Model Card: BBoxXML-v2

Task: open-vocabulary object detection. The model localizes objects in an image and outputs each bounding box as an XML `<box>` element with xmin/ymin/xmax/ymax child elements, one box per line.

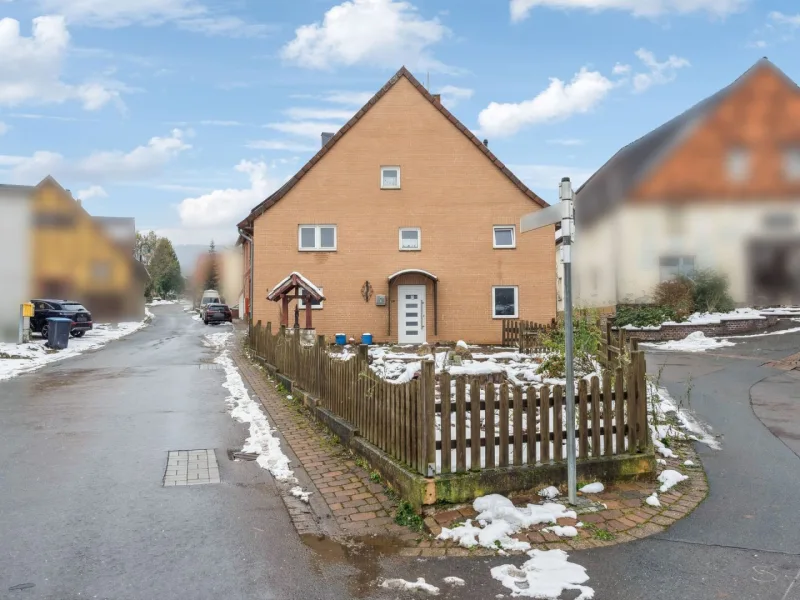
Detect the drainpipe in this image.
<box><xmin>238</xmin><ymin>228</ymin><xmax>255</xmax><ymax>323</ymax></box>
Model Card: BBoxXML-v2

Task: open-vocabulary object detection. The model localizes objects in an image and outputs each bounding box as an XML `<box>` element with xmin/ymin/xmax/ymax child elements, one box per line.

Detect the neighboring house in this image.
<box><xmin>29</xmin><ymin>177</ymin><xmax>149</xmax><ymax>321</ymax></box>
<box><xmin>237</xmin><ymin>67</ymin><xmax>557</xmax><ymax>344</ymax></box>
<box><xmin>190</xmin><ymin>247</ymin><xmax>243</xmax><ymax>312</ymax></box>
<box><xmin>0</xmin><ymin>184</ymin><xmax>33</xmax><ymax>342</ymax></box>
<box><xmin>572</xmin><ymin>58</ymin><xmax>800</xmax><ymax>309</ymax></box>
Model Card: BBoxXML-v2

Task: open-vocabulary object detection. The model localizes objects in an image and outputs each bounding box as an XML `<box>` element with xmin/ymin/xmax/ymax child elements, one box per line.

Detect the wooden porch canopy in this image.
<box><xmin>267</xmin><ymin>271</ymin><xmax>325</xmax><ymax>329</ymax></box>
<box><xmin>387</xmin><ymin>269</ymin><xmax>438</xmax><ymax>337</ymax></box>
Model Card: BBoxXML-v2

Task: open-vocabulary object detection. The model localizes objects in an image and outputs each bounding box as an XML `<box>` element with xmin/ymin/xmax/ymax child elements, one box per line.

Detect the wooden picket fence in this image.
<box><xmin>249</xmin><ymin>321</ymin><xmax>650</xmax><ymax>478</ymax></box>
<box><xmin>598</xmin><ymin>318</ymin><xmax>641</xmax><ymax>368</ymax></box>
<box><xmin>501</xmin><ymin>319</ymin><xmax>556</xmax><ymax>353</ymax></box>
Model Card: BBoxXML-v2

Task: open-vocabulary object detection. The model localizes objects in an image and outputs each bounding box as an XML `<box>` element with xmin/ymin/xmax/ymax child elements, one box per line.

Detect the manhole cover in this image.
<box><xmin>163</xmin><ymin>449</ymin><xmax>220</xmax><ymax>486</ymax></box>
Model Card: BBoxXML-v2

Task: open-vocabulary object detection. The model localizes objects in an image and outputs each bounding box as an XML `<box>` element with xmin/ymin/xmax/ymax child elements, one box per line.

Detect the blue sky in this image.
<box><xmin>0</xmin><ymin>0</ymin><xmax>798</xmax><ymax>247</ymax></box>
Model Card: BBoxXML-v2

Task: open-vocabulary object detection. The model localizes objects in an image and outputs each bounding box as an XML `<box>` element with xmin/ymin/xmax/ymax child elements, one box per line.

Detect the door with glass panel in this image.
<box><xmin>397</xmin><ymin>285</ymin><xmax>426</xmax><ymax>344</ymax></box>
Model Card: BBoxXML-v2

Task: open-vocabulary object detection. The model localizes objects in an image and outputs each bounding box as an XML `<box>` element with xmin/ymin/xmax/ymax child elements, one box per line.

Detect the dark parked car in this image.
<box><xmin>31</xmin><ymin>299</ymin><xmax>93</xmax><ymax>338</ymax></box>
<box><xmin>203</xmin><ymin>304</ymin><xmax>232</xmax><ymax>325</ymax></box>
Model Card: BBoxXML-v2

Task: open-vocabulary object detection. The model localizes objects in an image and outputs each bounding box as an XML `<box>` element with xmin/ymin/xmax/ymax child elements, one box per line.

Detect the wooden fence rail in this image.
<box><xmin>249</xmin><ymin>321</ymin><xmax>649</xmax><ymax>478</ymax></box>
<box><xmin>501</xmin><ymin>319</ymin><xmax>556</xmax><ymax>353</ymax></box>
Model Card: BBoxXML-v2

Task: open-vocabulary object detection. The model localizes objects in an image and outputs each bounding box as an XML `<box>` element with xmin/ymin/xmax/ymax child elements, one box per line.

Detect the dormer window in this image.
<box><xmin>726</xmin><ymin>147</ymin><xmax>750</xmax><ymax>182</ymax></box>
<box><xmin>381</xmin><ymin>166</ymin><xmax>400</xmax><ymax>189</ymax></box>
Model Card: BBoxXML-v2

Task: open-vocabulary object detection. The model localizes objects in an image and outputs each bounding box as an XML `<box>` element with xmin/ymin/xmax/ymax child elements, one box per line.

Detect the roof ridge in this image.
<box><xmin>238</xmin><ymin>66</ymin><xmax>547</xmax><ymax>229</ymax></box>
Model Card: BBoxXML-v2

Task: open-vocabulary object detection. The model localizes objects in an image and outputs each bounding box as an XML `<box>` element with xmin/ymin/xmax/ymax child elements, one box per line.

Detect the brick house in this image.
<box><xmin>237</xmin><ymin>67</ymin><xmax>557</xmax><ymax>344</ymax></box>
<box><xmin>572</xmin><ymin>58</ymin><xmax>800</xmax><ymax>309</ymax></box>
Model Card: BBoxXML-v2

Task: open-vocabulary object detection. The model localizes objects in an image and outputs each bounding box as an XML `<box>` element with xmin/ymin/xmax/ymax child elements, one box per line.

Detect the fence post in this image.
<box><xmin>316</xmin><ymin>335</ymin><xmax>326</xmax><ymax>398</ymax></box>
<box><xmin>420</xmin><ymin>360</ymin><xmax>436</xmax><ymax>477</ymax></box>
<box><xmin>635</xmin><ymin>351</ymin><xmax>648</xmax><ymax>452</ymax></box>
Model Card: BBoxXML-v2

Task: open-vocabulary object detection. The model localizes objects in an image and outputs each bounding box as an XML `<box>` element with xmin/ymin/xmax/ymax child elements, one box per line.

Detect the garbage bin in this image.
<box><xmin>46</xmin><ymin>317</ymin><xmax>72</xmax><ymax>350</ymax></box>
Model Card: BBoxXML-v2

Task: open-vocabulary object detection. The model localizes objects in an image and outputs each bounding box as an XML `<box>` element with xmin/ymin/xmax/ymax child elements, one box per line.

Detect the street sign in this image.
<box><xmin>520</xmin><ymin>202</ymin><xmax>563</xmax><ymax>233</ymax></box>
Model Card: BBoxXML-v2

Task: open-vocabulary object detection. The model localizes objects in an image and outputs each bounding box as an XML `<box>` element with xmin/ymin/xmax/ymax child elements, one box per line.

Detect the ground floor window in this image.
<box><xmin>659</xmin><ymin>256</ymin><xmax>695</xmax><ymax>281</ymax></box>
<box><xmin>492</xmin><ymin>286</ymin><xmax>518</xmax><ymax>318</ymax></box>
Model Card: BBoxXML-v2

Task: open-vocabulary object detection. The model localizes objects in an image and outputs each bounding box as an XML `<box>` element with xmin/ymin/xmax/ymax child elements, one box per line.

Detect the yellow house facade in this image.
<box><xmin>30</xmin><ymin>176</ymin><xmax>148</xmax><ymax>320</ymax></box>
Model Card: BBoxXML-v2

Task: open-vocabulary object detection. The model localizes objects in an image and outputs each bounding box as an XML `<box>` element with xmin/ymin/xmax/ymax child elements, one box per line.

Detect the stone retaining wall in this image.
<box><xmin>618</xmin><ymin>315</ymin><xmax>778</xmax><ymax>342</ymax></box>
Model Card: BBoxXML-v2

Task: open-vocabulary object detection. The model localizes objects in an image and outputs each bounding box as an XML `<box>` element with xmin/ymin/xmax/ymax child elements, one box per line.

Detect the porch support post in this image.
<box><xmin>305</xmin><ymin>301</ymin><xmax>312</xmax><ymax>329</ymax></box>
<box><xmin>433</xmin><ymin>280</ymin><xmax>438</xmax><ymax>336</ymax></box>
<box><xmin>281</xmin><ymin>294</ymin><xmax>289</xmax><ymax>327</ymax></box>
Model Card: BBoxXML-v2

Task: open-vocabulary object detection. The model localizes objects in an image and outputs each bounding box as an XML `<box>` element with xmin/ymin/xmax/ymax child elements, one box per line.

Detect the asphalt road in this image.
<box><xmin>3</xmin><ymin>307</ymin><xmax>800</xmax><ymax>600</ymax></box>
<box><xmin>0</xmin><ymin>306</ymin><xmax>352</xmax><ymax>600</ymax></box>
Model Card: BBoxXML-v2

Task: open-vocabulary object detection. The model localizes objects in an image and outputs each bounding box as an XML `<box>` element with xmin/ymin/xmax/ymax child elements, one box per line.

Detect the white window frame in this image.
<box><xmin>298</xmin><ymin>286</ymin><xmax>324</xmax><ymax>310</ymax></box>
<box><xmin>399</xmin><ymin>227</ymin><xmax>421</xmax><ymax>251</ymax></box>
<box><xmin>493</xmin><ymin>225</ymin><xmax>516</xmax><ymax>249</ymax></box>
<box><xmin>380</xmin><ymin>166</ymin><xmax>401</xmax><ymax>190</ymax></box>
<box><xmin>726</xmin><ymin>147</ymin><xmax>750</xmax><ymax>183</ymax></box>
<box><xmin>298</xmin><ymin>225</ymin><xmax>337</xmax><ymax>251</ymax></box>
<box><xmin>491</xmin><ymin>285</ymin><xmax>519</xmax><ymax>319</ymax></box>
<box><xmin>784</xmin><ymin>147</ymin><xmax>800</xmax><ymax>181</ymax></box>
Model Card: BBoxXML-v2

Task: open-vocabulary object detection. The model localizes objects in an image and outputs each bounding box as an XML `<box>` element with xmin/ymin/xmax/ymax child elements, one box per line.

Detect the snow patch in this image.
<box><xmin>684</xmin><ymin>460</ymin><xmax>695</xmax><ymax>466</ymax></box>
<box><xmin>456</xmin><ymin>340</ymin><xmax>469</xmax><ymax>350</ymax></box>
<box><xmin>579</xmin><ymin>482</ymin><xmax>604</xmax><ymax>494</ymax></box>
<box><xmin>538</xmin><ymin>486</ymin><xmax>560</xmax><ymax>500</ymax></box>
<box><xmin>658</xmin><ymin>469</ymin><xmax>688</xmax><ymax>492</ymax></box>
<box><xmin>542</xmin><ymin>525</ymin><xmax>578</xmax><ymax>538</ymax></box>
<box><xmin>443</xmin><ymin>576</ymin><xmax>465</xmax><ymax>587</ymax></box>
<box><xmin>380</xmin><ymin>578</ymin><xmax>440</xmax><ymax>595</ymax></box>
<box><xmin>290</xmin><ymin>486</ymin><xmax>311</xmax><ymax>503</ymax></box>
<box><xmin>206</xmin><ymin>332</ymin><xmax>296</xmax><ymax>483</ymax></box>
<box><xmin>491</xmin><ymin>549</ymin><xmax>594</xmax><ymax>599</ymax></box>
<box><xmin>645</xmin><ymin>493</ymin><xmax>661</xmax><ymax>507</ymax></box>
<box><xmin>641</xmin><ymin>331</ymin><xmax>736</xmax><ymax>352</ymax></box>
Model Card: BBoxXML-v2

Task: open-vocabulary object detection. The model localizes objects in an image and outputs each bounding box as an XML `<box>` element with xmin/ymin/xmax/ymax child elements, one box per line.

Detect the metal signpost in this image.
<box><xmin>521</xmin><ymin>177</ymin><xmax>577</xmax><ymax>505</ymax></box>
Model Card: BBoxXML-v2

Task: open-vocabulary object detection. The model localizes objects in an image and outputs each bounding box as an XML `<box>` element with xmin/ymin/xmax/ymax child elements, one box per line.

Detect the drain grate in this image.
<box><xmin>227</xmin><ymin>449</ymin><xmax>259</xmax><ymax>461</ymax></box>
<box><xmin>163</xmin><ymin>449</ymin><xmax>220</xmax><ymax>486</ymax></box>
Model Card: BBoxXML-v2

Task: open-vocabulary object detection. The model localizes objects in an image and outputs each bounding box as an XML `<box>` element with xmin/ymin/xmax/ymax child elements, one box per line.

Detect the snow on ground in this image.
<box><xmin>206</xmin><ymin>332</ymin><xmax>312</xmax><ymax>501</ymax></box>
<box><xmin>438</xmin><ymin>494</ymin><xmax>577</xmax><ymax>552</ymax></box>
<box><xmin>646</xmin><ymin>492</ymin><xmax>661</xmax><ymax>507</ymax></box>
<box><xmin>542</xmin><ymin>525</ymin><xmax>578</xmax><ymax>538</ymax></box>
<box><xmin>443</xmin><ymin>576</ymin><xmax>465</xmax><ymax>586</ymax></box>
<box><xmin>0</xmin><ymin>311</ymin><xmax>152</xmax><ymax>381</ymax></box>
<box><xmin>380</xmin><ymin>578</ymin><xmax>440</xmax><ymax>595</ymax></box>
<box><xmin>491</xmin><ymin>549</ymin><xmax>595</xmax><ymax>599</ymax></box>
<box><xmin>623</xmin><ymin>308</ymin><xmax>766</xmax><ymax>331</ymax></box>
<box><xmin>658</xmin><ymin>469</ymin><xmax>689</xmax><ymax>492</ymax></box>
<box><xmin>579</xmin><ymin>482</ymin><xmax>604</xmax><ymax>494</ymax></box>
<box><xmin>147</xmin><ymin>299</ymin><xmax>177</xmax><ymax>306</ymax></box>
<box><xmin>538</xmin><ymin>486</ymin><xmax>560</xmax><ymax>500</ymax></box>
<box><xmin>641</xmin><ymin>331</ymin><xmax>736</xmax><ymax>352</ymax></box>
<box><xmin>649</xmin><ymin>382</ymin><xmax>721</xmax><ymax>450</ymax></box>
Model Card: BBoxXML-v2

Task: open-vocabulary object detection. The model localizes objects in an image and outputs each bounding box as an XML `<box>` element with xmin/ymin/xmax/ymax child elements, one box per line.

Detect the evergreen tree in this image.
<box><xmin>204</xmin><ymin>239</ymin><xmax>220</xmax><ymax>291</ymax></box>
<box><xmin>150</xmin><ymin>237</ymin><xmax>184</xmax><ymax>297</ymax></box>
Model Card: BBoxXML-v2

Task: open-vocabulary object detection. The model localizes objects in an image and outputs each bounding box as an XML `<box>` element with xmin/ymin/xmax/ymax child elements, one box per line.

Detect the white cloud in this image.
<box><xmin>478</xmin><ymin>68</ymin><xmax>614</xmax><ymax>138</ymax></box>
<box><xmin>4</xmin><ymin>129</ymin><xmax>191</xmax><ymax>183</ymax></box>
<box><xmin>437</xmin><ymin>85</ymin><xmax>473</xmax><ymax>107</ymax></box>
<box><xmin>38</xmin><ymin>0</ymin><xmax>270</xmax><ymax>37</ymax></box>
<box><xmin>510</xmin><ymin>0</ymin><xmax>746</xmax><ymax>21</ymax></box>
<box><xmin>769</xmin><ymin>11</ymin><xmax>800</xmax><ymax>27</ymax></box>
<box><xmin>508</xmin><ymin>163</ymin><xmax>595</xmax><ymax>191</ymax></box>
<box><xmin>283</xmin><ymin>107</ymin><xmax>356</xmax><ymax>120</ymax></box>
<box><xmin>176</xmin><ymin>160</ymin><xmax>279</xmax><ymax>230</ymax></box>
<box><xmin>245</xmin><ymin>140</ymin><xmax>318</xmax><ymax>152</ymax></box>
<box><xmin>612</xmin><ymin>62</ymin><xmax>631</xmax><ymax>75</ymax></box>
<box><xmin>0</xmin><ymin>15</ymin><xmax>125</xmax><ymax>110</ymax></box>
<box><xmin>281</xmin><ymin>0</ymin><xmax>453</xmax><ymax>72</ymax></box>
<box><xmin>547</xmin><ymin>138</ymin><xmax>584</xmax><ymax>146</ymax></box>
<box><xmin>0</xmin><ymin>122</ymin><xmax>7</xmax><ymax>135</ymax></box>
<box><xmin>630</xmin><ymin>48</ymin><xmax>690</xmax><ymax>93</ymax></box>
<box><xmin>76</xmin><ymin>185</ymin><xmax>107</xmax><ymax>200</ymax></box>
<box><xmin>323</xmin><ymin>90</ymin><xmax>374</xmax><ymax>105</ymax></box>
<box><xmin>265</xmin><ymin>121</ymin><xmax>343</xmax><ymax>139</ymax></box>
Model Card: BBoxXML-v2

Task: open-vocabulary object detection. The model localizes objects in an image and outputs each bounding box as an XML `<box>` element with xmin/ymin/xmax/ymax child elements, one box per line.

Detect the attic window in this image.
<box><xmin>726</xmin><ymin>147</ymin><xmax>750</xmax><ymax>182</ymax></box>
<box><xmin>381</xmin><ymin>166</ymin><xmax>401</xmax><ymax>189</ymax></box>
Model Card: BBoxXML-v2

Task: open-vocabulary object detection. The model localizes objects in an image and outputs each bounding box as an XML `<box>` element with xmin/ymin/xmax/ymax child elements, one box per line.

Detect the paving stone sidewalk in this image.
<box><xmin>229</xmin><ymin>327</ymin><xmax>708</xmax><ymax>557</ymax></box>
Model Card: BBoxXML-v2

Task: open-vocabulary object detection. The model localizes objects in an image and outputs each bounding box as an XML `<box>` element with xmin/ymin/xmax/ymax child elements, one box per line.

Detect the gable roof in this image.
<box><xmin>238</xmin><ymin>66</ymin><xmax>547</xmax><ymax>229</ymax></box>
<box><xmin>575</xmin><ymin>58</ymin><xmax>797</xmax><ymax>227</ymax></box>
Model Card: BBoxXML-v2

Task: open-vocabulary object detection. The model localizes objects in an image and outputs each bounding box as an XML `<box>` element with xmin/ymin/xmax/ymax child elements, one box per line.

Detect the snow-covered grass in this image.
<box><xmin>206</xmin><ymin>331</ymin><xmax>313</xmax><ymax>501</ymax></box>
<box><xmin>0</xmin><ymin>310</ymin><xmax>153</xmax><ymax>381</ymax></box>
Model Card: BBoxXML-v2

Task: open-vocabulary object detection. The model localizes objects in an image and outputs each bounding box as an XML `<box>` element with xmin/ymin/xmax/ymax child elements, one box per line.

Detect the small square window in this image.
<box><xmin>493</xmin><ymin>225</ymin><xmax>516</xmax><ymax>249</ymax></box>
<box><xmin>381</xmin><ymin>166</ymin><xmax>401</xmax><ymax>189</ymax></box>
<box><xmin>784</xmin><ymin>148</ymin><xmax>800</xmax><ymax>181</ymax></box>
<box><xmin>298</xmin><ymin>225</ymin><xmax>337</xmax><ymax>251</ymax></box>
<box><xmin>492</xmin><ymin>286</ymin><xmax>519</xmax><ymax>319</ymax></box>
<box><xmin>726</xmin><ymin>147</ymin><xmax>750</xmax><ymax>182</ymax></box>
<box><xmin>298</xmin><ymin>286</ymin><xmax>324</xmax><ymax>310</ymax></box>
<box><xmin>659</xmin><ymin>255</ymin><xmax>695</xmax><ymax>282</ymax></box>
<box><xmin>399</xmin><ymin>227</ymin><xmax>421</xmax><ymax>251</ymax></box>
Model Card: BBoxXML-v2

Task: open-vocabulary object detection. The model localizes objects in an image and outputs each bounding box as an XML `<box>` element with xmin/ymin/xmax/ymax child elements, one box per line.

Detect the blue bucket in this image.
<box><xmin>335</xmin><ymin>333</ymin><xmax>347</xmax><ymax>346</ymax></box>
<box><xmin>361</xmin><ymin>333</ymin><xmax>373</xmax><ymax>345</ymax></box>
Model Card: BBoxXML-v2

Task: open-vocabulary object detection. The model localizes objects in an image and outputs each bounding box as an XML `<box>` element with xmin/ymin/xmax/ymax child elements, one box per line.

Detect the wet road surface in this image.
<box><xmin>0</xmin><ymin>306</ymin><xmax>354</xmax><ymax>600</ymax></box>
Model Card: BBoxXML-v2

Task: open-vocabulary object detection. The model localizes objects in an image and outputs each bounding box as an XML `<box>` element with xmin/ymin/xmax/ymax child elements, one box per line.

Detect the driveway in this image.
<box><xmin>0</xmin><ymin>305</ymin><xmax>351</xmax><ymax>600</ymax></box>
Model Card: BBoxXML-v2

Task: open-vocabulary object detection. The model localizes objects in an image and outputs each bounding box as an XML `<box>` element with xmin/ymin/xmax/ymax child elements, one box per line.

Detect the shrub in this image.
<box><xmin>690</xmin><ymin>269</ymin><xmax>735</xmax><ymax>313</ymax></box>
<box><xmin>614</xmin><ymin>305</ymin><xmax>677</xmax><ymax>328</ymax></box>
<box><xmin>653</xmin><ymin>277</ymin><xmax>695</xmax><ymax>320</ymax></box>
<box><xmin>538</xmin><ymin>309</ymin><xmax>601</xmax><ymax>378</ymax></box>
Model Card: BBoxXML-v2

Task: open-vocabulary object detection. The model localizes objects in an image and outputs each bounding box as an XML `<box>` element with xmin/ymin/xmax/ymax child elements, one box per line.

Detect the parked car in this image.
<box><xmin>204</xmin><ymin>304</ymin><xmax>232</xmax><ymax>325</ymax></box>
<box><xmin>31</xmin><ymin>299</ymin><xmax>93</xmax><ymax>338</ymax></box>
<box><xmin>197</xmin><ymin>289</ymin><xmax>222</xmax><ymax>315</ymax></box>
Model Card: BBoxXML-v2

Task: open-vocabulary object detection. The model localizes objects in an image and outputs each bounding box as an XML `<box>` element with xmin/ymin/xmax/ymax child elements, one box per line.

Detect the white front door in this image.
<box><xmin>398</xmin><ymin>285</ymin><xmax>426</xmax><ymax>344</ymax></box>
